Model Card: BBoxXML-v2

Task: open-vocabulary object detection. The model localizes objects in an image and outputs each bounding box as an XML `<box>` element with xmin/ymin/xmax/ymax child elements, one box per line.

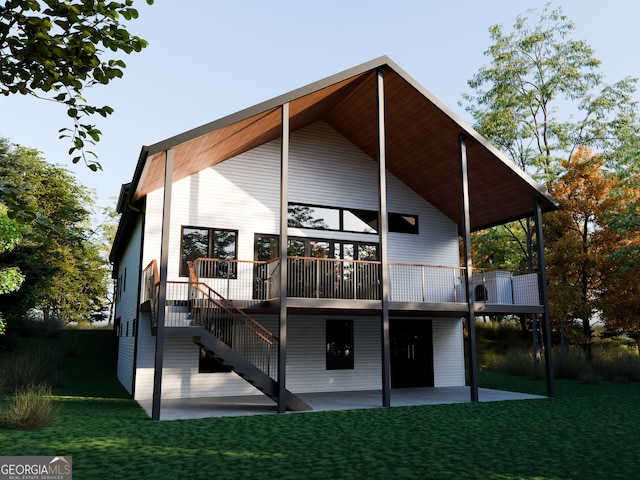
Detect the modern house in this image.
<box><xmin>109</xmin><ymin>56</ymin><xmax>558</xmax><ymax>420</ymax></box>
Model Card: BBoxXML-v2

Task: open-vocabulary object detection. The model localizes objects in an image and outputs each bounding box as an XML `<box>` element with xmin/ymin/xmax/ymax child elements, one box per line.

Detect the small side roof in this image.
<box><xmin>112</xmin><ymin>56</ymin><xmax>558</xmax><ymax>261</ymax></box>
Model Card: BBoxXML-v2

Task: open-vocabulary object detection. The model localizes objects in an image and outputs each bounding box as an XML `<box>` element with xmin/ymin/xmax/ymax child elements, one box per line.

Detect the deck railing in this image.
<box><xmin>388</xmin><ymin>263</ymin><xmax>465</xmax><ymax>303</ymax></box>
<box><xmin>159</xmin><ymin>258</ymin><xmax>542</xmax><ymax>306</ymax></box>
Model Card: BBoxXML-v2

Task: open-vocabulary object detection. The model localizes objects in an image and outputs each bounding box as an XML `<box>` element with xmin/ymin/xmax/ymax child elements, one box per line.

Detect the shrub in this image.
<box><xmin>1</xmin><ymin>384</ymin><xmax>59</xmax><ymax>429</ymax></box>
<box><xmin>0</xmin><ymin>347</ymin><xmax>61</xmax><ymax>391</ymax></box>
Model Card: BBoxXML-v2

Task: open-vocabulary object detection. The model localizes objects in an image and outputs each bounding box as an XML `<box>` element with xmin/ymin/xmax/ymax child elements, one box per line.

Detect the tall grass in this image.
<box><xmin>1</xmin><ymin>384</ymin><xmax>59</xmax><ymax>429</ymax></box>
<box><xmin>476</xmin><ymin>321</ymin><xmax>640</xmax><ymax>383</ymax></box>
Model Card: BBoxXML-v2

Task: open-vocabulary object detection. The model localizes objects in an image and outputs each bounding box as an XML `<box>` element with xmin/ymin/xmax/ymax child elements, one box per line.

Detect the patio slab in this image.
<box><xmin>138</xmin><ymin>387</ymin><xmax>546</xmax><ymax>421</ymax></box>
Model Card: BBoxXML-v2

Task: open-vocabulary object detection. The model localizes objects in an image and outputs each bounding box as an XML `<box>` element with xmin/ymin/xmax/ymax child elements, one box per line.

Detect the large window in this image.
<box><xmin>326</xmin><ymin>319</ymin><xmax>354</xmax><ymax>370</ymax></box>
<box><xmin>288</xmin><ymin>203</ymin><xmax>418</xmax><ymax>234</ymax></box>
<box><xmin>253</xmin><ymin>234</ymin><xmax>378</xmax><ymax>261</ymax></box>
<box><xmin>180</xmin><ymin>226</ymin><xmax>238</xmax><ymax>277</ymax></box>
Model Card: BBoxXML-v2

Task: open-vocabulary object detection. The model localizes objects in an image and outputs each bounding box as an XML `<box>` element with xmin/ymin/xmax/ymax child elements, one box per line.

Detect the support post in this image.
<box><xmin>376</xmin><ymin>68</ymin><xmax>391</xmax><ymax>408</ymax></box>
<box><xmin>459</xmin><ymin>134</ymin><xmax>478</xmax><ymax>402</ymax></box>
<box><xmin>278</xmin><ymin>103</ymin><xmax>290</xmax><ymax>413</ymax></box>
<box><xmin>151</xmin><ymin>149</ymin><xmax>174</xmax><ymax>421</ymax></box>
<box><xmin>535</xmin><ymin>197</ymin><xmax>555</xmax><ymax>397</ymax></box>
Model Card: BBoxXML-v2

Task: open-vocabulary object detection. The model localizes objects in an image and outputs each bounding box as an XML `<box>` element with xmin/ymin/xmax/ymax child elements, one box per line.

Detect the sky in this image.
<box><xmin>2</xmin><ymin>0</ymin><xmax>639</xmax><ymax>216</ymax></box>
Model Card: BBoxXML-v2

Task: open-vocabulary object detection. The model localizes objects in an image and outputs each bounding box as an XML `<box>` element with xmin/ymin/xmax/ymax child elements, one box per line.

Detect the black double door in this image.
<box><xmin>390</xmin><ymin>319</ymin><xmax>434</xmax><ymax>388</ymax></box>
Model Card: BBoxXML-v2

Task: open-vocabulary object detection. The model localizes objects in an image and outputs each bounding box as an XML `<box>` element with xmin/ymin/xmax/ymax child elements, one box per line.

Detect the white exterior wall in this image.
<box><xmin>114</xmin><ymin>215</ymin><xmax>143</xmax><ymax>395</ymax></box>
<box><xmin>133</xmin><ymin>311</ymin><xmax>156</xmax><ymax>400</ymax></box>
<box><xmin>432</xmin><ymin>319</ymin><xmax>466</xmax><ymax>387</ymax></box>
<box><xmin>133</xmin><ymin>121</ymin><xmax>465</xmax><ymax>400</ymax></box>
<box><xmin>132</xmin><ymin>313</ymin><xmax>465</xmax><ymax>400</ymax></box>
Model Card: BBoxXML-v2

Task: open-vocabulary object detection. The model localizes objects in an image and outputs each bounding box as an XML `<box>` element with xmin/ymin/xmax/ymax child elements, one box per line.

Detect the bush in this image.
<box><xmin>0</xmin><ymin>347</ymin><xmax>61</xmax><ymax>391</ymax></box>
<box><xmin>1</xmin><ymin>384</ymin><xmax>59</xmax><ymax>429</ymax></box>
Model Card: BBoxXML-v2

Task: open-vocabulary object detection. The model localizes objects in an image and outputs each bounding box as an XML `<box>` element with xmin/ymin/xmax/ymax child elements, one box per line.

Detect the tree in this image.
<box><xmin>0</xmin><ymin>0</ymin><xmax>153</xmax><ymax>169</ymax></box>
<box><xmin>0</xmin><ymin>138</ymin><xmax>110</xmax><ymax>326</ymax></box>
<box><xmin>461</xmin><ymin>4</ymin><xmax>638</xmax><ymax>357</ymax></box>
<box><xmin>0</xmin><ymin>203</ymin><xmax>26</xmax><ymax>335</ymax></box>
<box><xmin>462</xmin><ymin>2</ymin><xmax>637</xmax><ymax>265</ymax></box>
<box><xmin>462</xmin><ymin>4</ymin><xmax>637</xmax><ymax>182</ymax></box>
<box><xmin>598</xmin><ymin>174</ymin><xmax>640</xmax><ymax>354</ymax></box>
<box><xmin>544</xmin><ymin>148</ymin><xmax>619</xmax><ymax>359</ymax></box>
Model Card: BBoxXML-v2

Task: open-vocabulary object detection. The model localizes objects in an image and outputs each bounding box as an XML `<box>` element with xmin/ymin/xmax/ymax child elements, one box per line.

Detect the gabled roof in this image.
<box><xmin>114</xmin><ymin>56</ymin><xmax>558</xmax><ymax>259</ymax></box>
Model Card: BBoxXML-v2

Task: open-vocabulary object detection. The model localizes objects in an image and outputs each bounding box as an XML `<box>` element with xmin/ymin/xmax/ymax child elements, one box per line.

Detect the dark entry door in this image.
<box><xmin>390</xmin><ymin>319</ymin><xmax>434</xmax><ymax>388</ymax></box>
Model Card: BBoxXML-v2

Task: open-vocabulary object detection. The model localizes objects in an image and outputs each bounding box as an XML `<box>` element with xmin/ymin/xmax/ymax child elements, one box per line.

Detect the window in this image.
<box><xmin>254</xmin><ymin>234</ymin><xmax>377</xmax><ymax>261</ymax></box>
<box><xmin>180</xmin><ymin>227</ymin><xmax>238</xmax><ymax>277</ymax></box>
<box><xmin>326</xmin><ymin>320</ymin><xmax>354</xmax><ymax>370</ymax></box>
<box><xmin>388</xmin><ymin>213</ymin><xmax>419</xmax><ymax>234</ymax></box>
<box><xmin>288</xmin><ymin>203</ymin><xmax>418</xmax><ymax>234</ymax></box>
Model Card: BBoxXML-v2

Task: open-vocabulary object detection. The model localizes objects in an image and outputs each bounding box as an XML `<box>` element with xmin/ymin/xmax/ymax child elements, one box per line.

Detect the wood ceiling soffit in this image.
<box><xmin>137</xmin><ymin>109</ymin><xmax>281</xmax><ymax>197</ymax></box>
<box><xmin>136</xmin><ymin>75</ymin><xmax>371</xmax><ymax>199</ymax></box>
<box><xmin>288</xmin><ymin>73</ymin><xmax>369</xmax><ymax>129</ymax></box>
<box><xmin>135</xmin><ymin>64</ymin><xmax>552</xmax><ymax>232</ymax></box>
<box><xmin>325</xmin><ymin>74</ymin><xmax>378</xmax><ymax>160</ymax></box>
<box><xmin>136</xmin><ymin>151</ymin><xmax>165</xmax><ymax>200</ymax></box>
<box><xmin>172</xmin><ymin>108</ymin><xmax>281</xmax><ymax>179</ymax></box>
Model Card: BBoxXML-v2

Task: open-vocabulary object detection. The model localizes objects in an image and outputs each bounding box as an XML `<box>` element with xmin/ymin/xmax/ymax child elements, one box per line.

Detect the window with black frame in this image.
<box><xmin>180</xmin><ymin>226</ymin><xmax>238</xmax><ymax>277</ymax></box>
<box><xmin>288</xmin><ymin>203</ymin><xmax>418</xmax><ymax>234</ymax></box>
<box><xmin>326</xmin><ymin>319</ymin><xmax>354</xmax><ymax>370</ymax></box>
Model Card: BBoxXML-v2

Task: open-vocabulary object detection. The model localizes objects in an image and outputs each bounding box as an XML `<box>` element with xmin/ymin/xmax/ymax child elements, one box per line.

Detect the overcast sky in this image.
<box><xmin>2</xmin><ymin>0</ymin><xmax>639</xmax><ymax>214</ymax></box>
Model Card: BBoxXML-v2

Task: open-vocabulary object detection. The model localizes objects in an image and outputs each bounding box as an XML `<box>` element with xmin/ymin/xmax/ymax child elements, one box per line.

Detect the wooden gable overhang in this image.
<box><xmin>111</xmin><ymin>56</ymin><xmax>558</xmax><ymax>262</ymax></box>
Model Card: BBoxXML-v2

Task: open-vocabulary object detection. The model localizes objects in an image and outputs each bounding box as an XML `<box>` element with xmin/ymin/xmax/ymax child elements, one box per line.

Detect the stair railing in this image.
<box><xmin>142</xmin><ymin>260</ymin><xmax>160</xmax><ymax>330</ymax></box>
<box><xmin>188</xmin><ymin>261</ymin><xmax>277</xmax><ymax>377</ymax></box>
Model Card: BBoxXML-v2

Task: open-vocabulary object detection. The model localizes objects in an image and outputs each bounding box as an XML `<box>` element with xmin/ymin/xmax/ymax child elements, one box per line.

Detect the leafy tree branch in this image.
<box><xmin>0</xmin><ymin>0</ymin><xmax>153</xmax><ymax>169</ymax></box>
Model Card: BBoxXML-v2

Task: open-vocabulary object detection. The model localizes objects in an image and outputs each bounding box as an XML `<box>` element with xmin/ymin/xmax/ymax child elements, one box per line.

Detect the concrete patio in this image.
<box><xmin>139</xmin><ymin>387</ymin><xmax>546</xmax><ymax>421</ymax></box>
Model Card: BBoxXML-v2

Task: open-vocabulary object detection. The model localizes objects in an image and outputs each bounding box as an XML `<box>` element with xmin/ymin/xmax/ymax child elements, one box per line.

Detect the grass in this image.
<box><xmin>0</xmin><ymin>329</ymin><xmax>639</xmax><ymax>479</ymax></box>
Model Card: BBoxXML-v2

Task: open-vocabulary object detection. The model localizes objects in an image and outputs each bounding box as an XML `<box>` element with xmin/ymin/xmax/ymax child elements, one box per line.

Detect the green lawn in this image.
<box><xmin>1</xmin><ymin>330</ymin><xmax>638</xmax><ymax>480</ymax></box>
